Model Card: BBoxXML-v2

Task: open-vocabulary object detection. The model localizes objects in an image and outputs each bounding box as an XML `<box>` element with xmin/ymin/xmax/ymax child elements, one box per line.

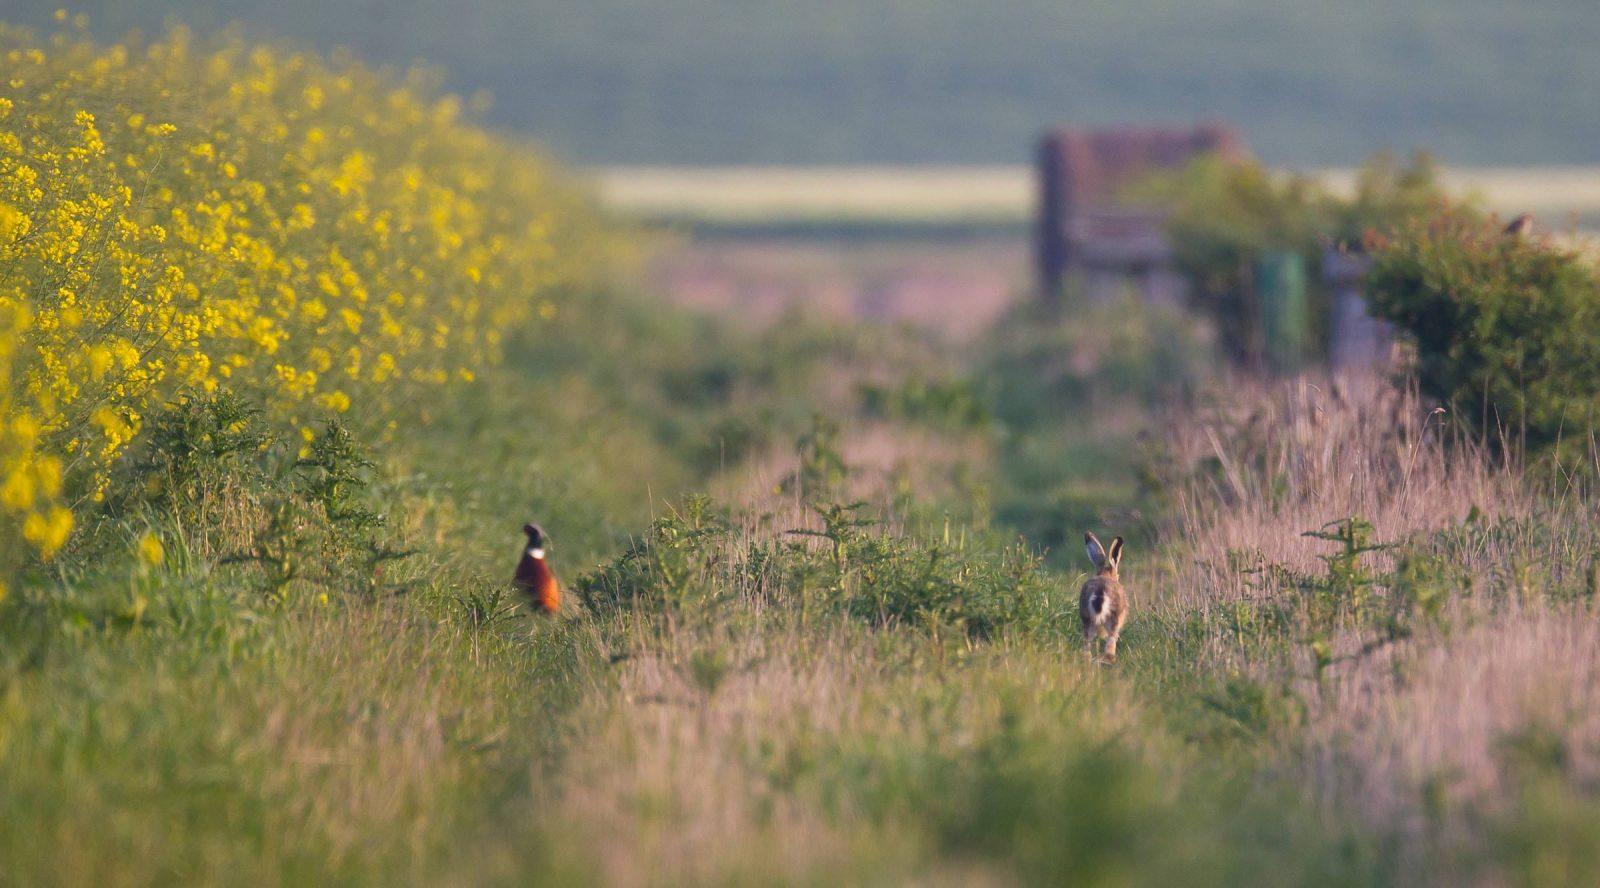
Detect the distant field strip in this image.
<box><xmin>595</xmin><ymin>166</ymin><xmax>1033</xmax><ymax>224</ymax></box>
<box><xmin>597</xmin><ymin>165</ymin><xmax>1600</xmax><ymax>230</ymax></box>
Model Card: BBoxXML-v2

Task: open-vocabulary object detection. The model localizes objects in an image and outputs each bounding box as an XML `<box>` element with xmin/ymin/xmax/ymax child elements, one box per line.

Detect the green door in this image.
<box><xmin>1255</xmin><ymin>251</ymin><xmax>1309</xmax><ymax>374</ymax></box>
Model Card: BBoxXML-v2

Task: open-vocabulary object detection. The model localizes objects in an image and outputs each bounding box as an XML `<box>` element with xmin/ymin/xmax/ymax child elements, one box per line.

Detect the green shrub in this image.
<box><xmin>576</xmin><ymin>495</ymin><xmax>1054</xmax><ymax>638</ymax></box>
<box><xmin>860</xmin><ymin>377</ymin><xmax>990</xmax><ymax>433</ymax></box>
<box><xmin>97</xmin><ymin>394</ymin><xmax>411</xmax><ymax>603</ymax></box>
<box><xmin>1214</xmin><ymin>516</ymin><xmax>1470</xmax><ymax>682</ymax></box>
<box><xmin>573</xmin><ymin>494</ymin><xmax>736</xmax><ymax>617</ymax></box>
<box><xmin>1366</xmin><ymin>208</ymin><xmax>1600</xmax><ymax>459</ymax></box>
<box><xmin>1137</xmin><ymin>152</ymin><xmax>1448</xmax><ymax>366</ymax></box>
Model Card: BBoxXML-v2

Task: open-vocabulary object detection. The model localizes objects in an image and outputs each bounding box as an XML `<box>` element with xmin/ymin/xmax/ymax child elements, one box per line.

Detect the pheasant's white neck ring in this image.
<box><xmin>528</xmin><ymin>548</ymin><xmax>546</xmax><ymax>560</ymax></box>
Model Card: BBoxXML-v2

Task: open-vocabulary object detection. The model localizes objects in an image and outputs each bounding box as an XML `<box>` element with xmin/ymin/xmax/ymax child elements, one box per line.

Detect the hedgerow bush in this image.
<box><xmin>1136</xmin><ymin>152</ymin><xmax>1448</xmax><ymax>365</ymax></box>
<box><xmin>0</xmin><ymin>23</ymin><xmax>613</xmax><ymax>584</ymax></box>
<box><xmin>1365</xmin><ymin>208</ymin><xmax>1600</xmax><ymax>458</ymax></box>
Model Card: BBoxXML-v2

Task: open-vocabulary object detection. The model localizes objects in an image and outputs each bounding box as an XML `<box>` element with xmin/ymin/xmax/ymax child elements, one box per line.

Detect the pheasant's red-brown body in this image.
<box><xmin>515</xmin><ymin>554</ymin><xmax>560</xmax><ymax>613</ymax></box>
<box><xmin>515</xmin><ymin>524</ymin><xmax>561</xmax><ymax>614</ymax></box>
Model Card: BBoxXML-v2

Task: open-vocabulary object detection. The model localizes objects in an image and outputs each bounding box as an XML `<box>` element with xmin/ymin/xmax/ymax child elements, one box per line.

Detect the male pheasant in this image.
<box><xmin>514</xmin><ymin>523</ymin><xmax>561</xmax><ymax>614</ymax></box>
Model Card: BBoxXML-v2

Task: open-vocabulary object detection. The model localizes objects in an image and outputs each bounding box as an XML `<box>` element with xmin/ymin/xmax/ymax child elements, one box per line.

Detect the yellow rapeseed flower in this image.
<box><xmin>316</xmin><ymin>390</ymin><xmax>351</xmax><ymax>413</ymax></box>
<box><xmin>0</xmin><ymin>201</ymin><xmax>30</xmax><ymax>242</ymax></box>
<box><xmin>22</xmin><ymin>507</ymin><xmax>73</xmax><ymax>558</ymax></box>
<box><xmin>137</xmin><ymin>531</ymin><xmax>165</xmax><ymax>567</ymax></box>
<box><xmin>0</xmin><ymin>23</ymin><xmax>613</xmax><ymax>573</ymax></box>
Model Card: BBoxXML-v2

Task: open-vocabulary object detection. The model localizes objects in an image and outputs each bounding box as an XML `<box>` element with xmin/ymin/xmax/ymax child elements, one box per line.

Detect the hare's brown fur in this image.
<box><xmin>1078</xmin><ymin>532</ymin><xmax>1128</xmax><ymax>662</ymax></box>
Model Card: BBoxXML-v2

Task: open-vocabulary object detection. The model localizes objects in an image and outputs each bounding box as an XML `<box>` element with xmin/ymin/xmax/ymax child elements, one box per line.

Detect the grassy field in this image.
<box><xmin>9</xmin><ymin>24</ymin><xmax>1600</xmax><ymax>888</ymax></box>
<box><xmin>22</xmin><ymin>0</ymin><xmax>1600</xmax><ymax>167</ymax></box>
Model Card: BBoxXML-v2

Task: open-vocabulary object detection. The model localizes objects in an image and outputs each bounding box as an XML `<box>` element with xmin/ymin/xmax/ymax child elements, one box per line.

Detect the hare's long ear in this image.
<box><xmin>1084</xmin><ymin>532</ymin><xmax>1106</xmax><ymax>569</ymax></box>
<box><xmin>1108</xmin><ymin>536</ymin><xmax>1124</xmax><ymax>569</ymax></box>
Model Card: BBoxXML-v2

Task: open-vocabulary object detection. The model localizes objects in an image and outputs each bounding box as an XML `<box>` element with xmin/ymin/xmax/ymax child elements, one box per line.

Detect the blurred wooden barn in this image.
<box><xmin>1035</xmin><ymin>123</ymin><xmax>1247</xmax><ymax>306</ymax></box>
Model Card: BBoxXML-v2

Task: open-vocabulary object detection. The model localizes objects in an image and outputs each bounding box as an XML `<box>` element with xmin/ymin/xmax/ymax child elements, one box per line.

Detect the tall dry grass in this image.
<box><xmin>1162</xmin><ymin>372</ymin><xmax>1523</xmax><ymax>586</ymax></box>
<box><xmin>1159</xmin><ymin>369</ymin><xmax>1600</xmax><ymax>882</ymax></box>
<box><xmin>545</xmin><ymin>613</ymin><xmax>1152</xmax><ymax>886</ymax></box>
<box><xmin>1309</xmin><ymin>611</ymin><xmax>1600</xmax><ymax>870</ymax></box>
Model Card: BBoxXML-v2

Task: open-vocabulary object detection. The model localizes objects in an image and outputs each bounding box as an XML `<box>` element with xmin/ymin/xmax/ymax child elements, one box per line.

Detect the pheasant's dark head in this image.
<box><xmin>523</xmin><ymin>523</ymin><xmax>547</xmax><ymax>555</ymax></box>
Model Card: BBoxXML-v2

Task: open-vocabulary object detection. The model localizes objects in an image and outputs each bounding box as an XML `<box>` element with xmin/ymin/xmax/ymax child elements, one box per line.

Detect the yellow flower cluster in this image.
<box><xmin>0</xmin><ymin>23</ymin><xmax>613</xmax><ymax>568</ymax></box>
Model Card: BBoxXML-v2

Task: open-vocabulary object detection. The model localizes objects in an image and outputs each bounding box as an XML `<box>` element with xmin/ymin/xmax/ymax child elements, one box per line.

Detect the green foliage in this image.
<box><xmin>125</xmin><ymin>390</ymin><xmax>274</xmax><ymax>506</ymax></box>
<box><xmin>684</xmin><ymin>646</ymin><xmax>732</xmax><ymax>696</ymax></box>
<box><xmin>294</xmin><ymin>421</ymin><xmax>383</xmax><ymax>533</ymax></box>
<box><xmin>1385</xmin><ymin>549</ymin><xmax>1461</xmax><ymax>626</ymax></box>
<box><xmin>1301</xmin><ymin>516</ymin><xmax>1392</xmax><ymax>625</ymax></box>
<box><xmin>1333</xmin><ymin>153</ymin><xmax>1452</xmax><ymax>246</ymax></box>
<box><xmin>1142</xmin><ymin>152</ymin><xmax>1448</xmax><ymax>366</ymax></box>
<box><xmin>860</xmin><ymin>377</ymin><xmax>989</xmax><ymax>433</ymax></box>
<box><xmin>803</xmin><ymin>503</ymin><xmax>1050</xmax><ymax>639</ymax></box>
<box><xmin>518</xmin><ymin>293</ymin><xmax>952</xmax><ymax>481</ymax></box>
<box><xmin>809</xmin><ymin>670</ymin><xmax>1383</xmax><ymax>886</ymax></box>
<box><xmin>793</xmin><ymin>414</ymin><xmax>849</xmax><ymax>501</ymax></box>
<box><xmin>986</xmin><ymin>293</ymin><xmax>1217</xmax><ymax>419</ymax></box>
<box><xmin>452</xmin><ymin>580</ymin><xmax>518</xmax><ymax>633</ymax></box>
<box><xmin>10</xmin><ymin>18</ymin><xmax>1600</xmax><ymax>882</ymax></box>
<box><xmin>99</xmin><ymin>395</ymin><xmax>412</xmax><ymax>603</ymax></box>
<box><xmin>1145</xmin><ymin>155</ymin><xmax>1331</xmax><ymax>277</ymax></box>
<box><xmin>1199</xmin><ymin>675</ymin><xmax>1304</xmax><ymax>744</ymax></box>
<box><xmin>981</xmin><ymin>292</ymin><xmax>1213</xmax><ymax>561</ymax></box>
<box><xmin>1366</xmin><ymin>208</ymin><xmax>1600</xmax><ymax>458</ymax></box>
<box><xmin>1224</xmin><ymin>517</ymin><xmax>1472</xmax><ymax>682</ymax></box>
<box><xmin>577</xmin><ymin>494</ymin><xmax>1053</xmax><ymax>639</ymax></box>
<box><xmin>574</xmin><ymin>494</ymin><xmax>734</xmax><ymax>616</ymax></box>
<box><xmin>921</xmin><ymin>721</ymin><xmax>1174</xmax><ymax>882</ymax></box>
<box><xmin>0</xmin><ymin>565</ymin><xmax>600</xmax><ymax>886</ymax></box>
<box><xmin>1489</xmin><ymin>726</ymin><xmax>1600</xmax><ymax>887</ymax></box>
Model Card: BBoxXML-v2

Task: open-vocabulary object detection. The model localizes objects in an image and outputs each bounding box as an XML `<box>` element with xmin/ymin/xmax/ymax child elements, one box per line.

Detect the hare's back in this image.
<box><xmin>1079</xmin><ymin>575</ymin><xmax>1114</xmax><ymax>611</ymax></box>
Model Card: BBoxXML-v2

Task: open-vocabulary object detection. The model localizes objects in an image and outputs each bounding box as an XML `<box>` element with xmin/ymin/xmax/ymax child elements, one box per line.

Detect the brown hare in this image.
<box><xmin>1079</xmin><ymin>532</ymin><xmax>1127</xmax><ymax>663</ymax></box>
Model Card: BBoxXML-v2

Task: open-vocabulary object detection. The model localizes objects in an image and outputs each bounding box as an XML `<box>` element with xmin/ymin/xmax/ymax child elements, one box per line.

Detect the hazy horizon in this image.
<box><xmin>8</xmin><ymin>0</ymin><xmax>1599</xmax><ymax>168</ymax></box>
